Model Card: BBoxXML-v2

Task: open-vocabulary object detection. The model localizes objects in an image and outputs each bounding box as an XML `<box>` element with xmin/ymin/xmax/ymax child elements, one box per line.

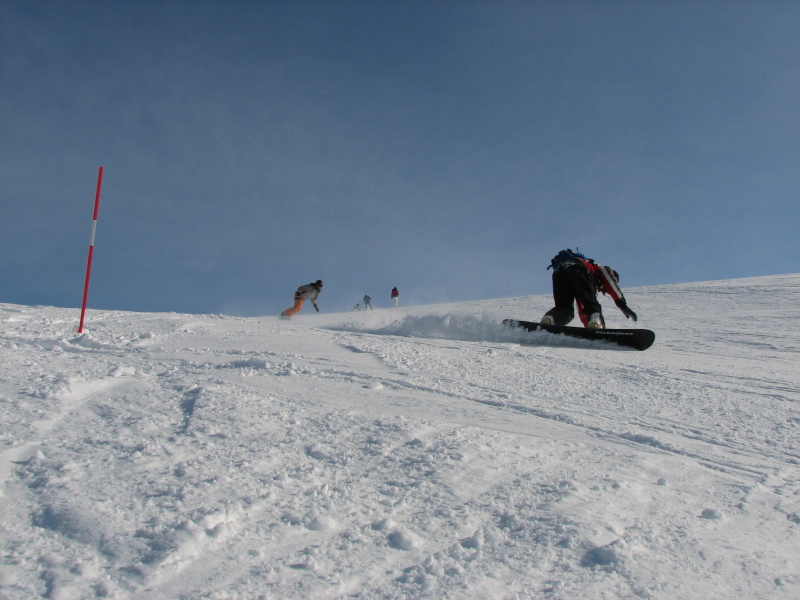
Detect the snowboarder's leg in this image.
<box><xmin>280</xmin><ymin>298</ymin><xmax>304</xmax><ymax>318</ymax></box>
<box><xmin>546</xmin><ymin>269</ymin><xmax>576</xmax><ymax>325</ymax></box>
<box><xmin>575</xmin><ymin>300</ymin><xmax>604</xmax><ymax>327</ymax></box>
<box><xmin>567</xmin><ymin>264</ymin><xmax>603</xmax><ymax>327</ymax></box>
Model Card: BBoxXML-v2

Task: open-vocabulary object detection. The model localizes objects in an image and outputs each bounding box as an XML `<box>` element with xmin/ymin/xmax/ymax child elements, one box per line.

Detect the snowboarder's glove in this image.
<box><xmin>313</xmin><ymin>302</ymin><xmax>319</xmax><ymax>313</ymax></box>
<box><xmin>615</xmin><ymin>298</ymin><xmax>637</xmax><ymax>321</ymax></box>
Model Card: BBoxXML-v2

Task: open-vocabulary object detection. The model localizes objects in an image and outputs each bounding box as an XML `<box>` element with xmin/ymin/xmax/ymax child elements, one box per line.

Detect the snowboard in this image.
<box><xmin>502</xmin><ymin>319</ymin><xmax>655</xmax><ymax>351</ymax></box>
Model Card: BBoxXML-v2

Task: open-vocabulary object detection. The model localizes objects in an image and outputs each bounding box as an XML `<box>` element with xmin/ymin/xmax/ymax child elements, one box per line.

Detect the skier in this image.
<box><xmin>391</xmin><ymin>286</ymin><xmax>399</xmax><ymax>307</ymax></box>
<box><xmin>363</xmin><ymin>294</ymin><xmax>372</xmax><ymax>310</ymax></box>
<box><xmin>280</xmin><ymin>280</ymin><xmax>323</xmax><ymax>319</ymax></box>
<box><xmin>541</xmin><ymin>250</ymin><xmax>637</xmax><ymax>329</ymax></box>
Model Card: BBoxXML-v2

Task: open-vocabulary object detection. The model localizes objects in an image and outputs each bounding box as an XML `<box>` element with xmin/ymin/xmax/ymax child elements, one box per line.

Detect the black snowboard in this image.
<box><xmin>503</xmin><ymin>319</ymin><xmax>655</xmax><ymax>351</ymax></box>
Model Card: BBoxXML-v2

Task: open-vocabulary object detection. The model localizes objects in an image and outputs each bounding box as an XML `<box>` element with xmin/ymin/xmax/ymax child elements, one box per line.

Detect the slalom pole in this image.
<box><xmin>77</xmin><ymin>166</ymin><xmax>104</xmax><ymax>333</ymax></box>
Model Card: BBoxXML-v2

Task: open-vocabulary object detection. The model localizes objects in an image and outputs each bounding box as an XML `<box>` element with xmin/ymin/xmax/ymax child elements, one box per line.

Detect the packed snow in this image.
<box><xmin>1</xmin><ymin>274</ymin><xmax>799</xmax><ymax>600</ymax></box>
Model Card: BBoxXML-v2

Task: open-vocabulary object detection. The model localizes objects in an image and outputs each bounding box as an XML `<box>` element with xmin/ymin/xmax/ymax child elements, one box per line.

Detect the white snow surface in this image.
<box><xmin>1</xmin><ymin>274</ymin><xmax>799</xmax><ymax>600</ymax></box>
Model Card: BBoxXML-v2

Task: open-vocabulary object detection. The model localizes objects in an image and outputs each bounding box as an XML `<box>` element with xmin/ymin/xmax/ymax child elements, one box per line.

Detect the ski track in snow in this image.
<box><xmin>1</xmin><ymin>275</ymin><xmax>799</xmax><ymax>599</ymax></box>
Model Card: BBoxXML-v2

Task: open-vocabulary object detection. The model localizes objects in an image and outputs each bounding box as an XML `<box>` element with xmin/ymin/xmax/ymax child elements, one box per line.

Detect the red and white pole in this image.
<box><xmin>77</xmin><ymin>166</ymin><xmax>104</xmax><ymax>333</ymax></box>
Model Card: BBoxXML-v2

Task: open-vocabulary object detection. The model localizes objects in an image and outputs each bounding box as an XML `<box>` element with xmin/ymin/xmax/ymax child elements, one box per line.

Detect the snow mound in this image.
<box><xmin>1</xmin><ymin>274</ymin><xmax>799</xmax><ymax>599</ymax></box>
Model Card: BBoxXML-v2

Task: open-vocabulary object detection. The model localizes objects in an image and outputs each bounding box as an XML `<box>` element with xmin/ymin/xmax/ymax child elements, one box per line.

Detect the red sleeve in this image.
<box><xmin>598</xmin><ymin>265</ymin><xmax>623</xmax><ymax>302</ymax></box>
<box><xmin>583</xmin><ymin>262</ymin><xmax>623</xmax><ymax>302</ymax></box>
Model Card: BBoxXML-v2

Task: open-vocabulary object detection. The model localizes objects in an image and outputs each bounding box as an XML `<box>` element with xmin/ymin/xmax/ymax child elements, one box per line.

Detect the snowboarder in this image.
<box><xmin>391</xmin><ymin>286</ymin><xmax>399</xmax><ymax>307</ymax></box>
<box><xmin>541</xmin><ymin>250</ymin><xmax>637</xmax><ymax>329</ymax></box>
<box><xmin>280</xmin><ymin>280</ymin><xmax>323</xmax><ymax>319</ymax></box>
<box><xmin>363</xmin><ymin>294</ymin><xmax>372</xmax><ymax>310</ymax></box>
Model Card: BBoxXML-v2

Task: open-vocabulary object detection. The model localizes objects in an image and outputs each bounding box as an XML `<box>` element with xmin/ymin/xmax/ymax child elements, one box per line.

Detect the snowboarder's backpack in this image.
<box><xmin>547</xmin><ymin>249</ymin><xmax>593</xmax><ymax>270</ymax></box>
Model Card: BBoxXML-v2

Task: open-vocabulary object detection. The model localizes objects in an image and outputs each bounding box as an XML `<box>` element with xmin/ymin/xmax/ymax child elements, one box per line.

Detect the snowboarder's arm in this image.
<box><xmin>596</xmin><ymin>265</ymin><xmax>636</xmax><ymax>319</ymax></box>
<box><xmin>597</xmin><ymin>265</ymin><xmax>623</xmax><ymax>301</ymax></box>
<box><xmin>615</xmin><ymin>298</ymin><xmax>637</xmax><ymax>321</ymax></box>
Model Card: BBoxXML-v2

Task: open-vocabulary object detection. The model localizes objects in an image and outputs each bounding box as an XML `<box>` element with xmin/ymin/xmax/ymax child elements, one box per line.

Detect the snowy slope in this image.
<box><xmin>1</xmin><ymin>274</ymin><xmax>799</xmax><ymax>600</ymax></box>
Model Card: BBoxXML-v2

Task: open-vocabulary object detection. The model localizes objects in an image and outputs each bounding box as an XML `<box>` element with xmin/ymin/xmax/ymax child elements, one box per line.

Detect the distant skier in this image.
<box><xmin>363</xmin><ymin>294</ymin><xmax>372</xmax><ymax>310</ymax></box>
<box><xmin>391</xmin><ymin>286</ymin><xmax>399</xmax><ymax>307</ymax></box>
<box><xmin>280</xmin><ymin>280</ymin><xmax>323</xmax><ymax>319</ymax></box>
<box><xmin>541</xmin><ymin>250</ymin><xmax>637</xmax><ymax>329</ymax></box>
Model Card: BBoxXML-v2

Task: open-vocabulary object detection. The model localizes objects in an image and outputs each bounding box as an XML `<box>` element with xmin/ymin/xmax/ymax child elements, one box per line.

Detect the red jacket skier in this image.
<box><xmin>541</xmin><ymin>250</ymin><xmax>637</xmax><ymax>329</ymax></box>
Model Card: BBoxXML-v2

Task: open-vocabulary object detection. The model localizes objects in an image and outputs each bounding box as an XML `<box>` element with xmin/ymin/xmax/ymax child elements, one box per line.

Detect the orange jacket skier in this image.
<box><xmin>280</xmin><ymin>280</ymin><xmax>323</xmax><ymax>318</ymax></box>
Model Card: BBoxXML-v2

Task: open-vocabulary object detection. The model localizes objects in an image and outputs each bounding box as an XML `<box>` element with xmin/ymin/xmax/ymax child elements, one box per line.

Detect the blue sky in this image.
<box><xmin>2</xmin><ymin>1</ymin><xmax>798</xmax><ymax>317</ymax></box>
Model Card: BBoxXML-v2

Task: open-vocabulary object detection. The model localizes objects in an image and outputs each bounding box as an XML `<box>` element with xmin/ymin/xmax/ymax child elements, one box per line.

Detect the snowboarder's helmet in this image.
<box><xmin>315</xmin><ymin>280</ymin><xmax>323</xmax><ymax>288</ymax></box>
